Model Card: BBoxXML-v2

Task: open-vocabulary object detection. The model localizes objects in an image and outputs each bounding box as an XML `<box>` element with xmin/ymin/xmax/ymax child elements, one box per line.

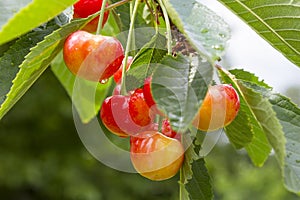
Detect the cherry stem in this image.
<box><xmin>95</xmin><ymin>0</ymin><xmax>134</xmax><ymax>34</ymax></box>
<box><xmin>96</xmin><ymin>0</ymin><xmax>108</xmax><ymax>35</ymax></box>
<box><xmin>120</xmin><ymin>0</ymin><xmax>140</xmax><ymax>95</ymax></box>
<box><xmin>157</xmin><ymin>0</ymin><xmax>172</xmax><ymax>55</ymax></box>
<box><xmin>105</xmin><ymin>0</ymin><xmax>132</xmax><ymax>10</ymax></box>
<box><xmin>129</xmin><ymin>2</ymin><xmax>136</xmax><ymax>55</ymax></box>
<box><xmin>179</xmin><ymin>135</ymin><xmax>185</xmax><ymax>200</ymax></box>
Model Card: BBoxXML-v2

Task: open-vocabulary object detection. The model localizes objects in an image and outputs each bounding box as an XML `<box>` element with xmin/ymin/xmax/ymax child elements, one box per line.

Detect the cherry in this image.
<box><xmin>63</xmin><ymin>30</ymin><xmax>124</xmax><ymax>82</ymax></box>
<box><xmin>130</xmin><ymin>131</ymin><xmax>184</xmax><ymax>181</ymax></box>
<box><xmin>129</xmin><ymin>88</ymin><xmax>154</xmax><ymax>128</ymax></box>
<box><xmin>73</xmin><ymin>0</ymin><xmax>109</xmax><ymax>33</ymax></box>
<box><xmin>100</xmin><ymin>88</ymin><xmax>154</xmax><ymax>137</ymax></box>
<box><xmin>113</xmin><ymin>56</ymin><xmax>133</xmax><ymax>83</ymax></box>
<box><xmin>192</xmin><ymin>84</ymin><xmax>240</xmax><ymax>131</ymax></box>
<box><xmin>161</xmin><ymin>119</ymin><xmax>178</xmax><ymax>138</ymax></box>
<box><xmin>100</xmin><ymin>95</ymin><xmax>131</xmax><ymax>137</ymax></box>
<box><xmin>143</xmin><ymin>77</ymin><xmax>164</xmax><ymax>115</ymax></box>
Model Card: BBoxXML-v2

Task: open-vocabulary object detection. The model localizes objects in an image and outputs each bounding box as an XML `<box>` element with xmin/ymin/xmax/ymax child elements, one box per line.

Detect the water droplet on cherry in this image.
<box><xmin>100</xmin><ymin>79</ymin><xmax>108</xmax><ymax>84</ymax></box>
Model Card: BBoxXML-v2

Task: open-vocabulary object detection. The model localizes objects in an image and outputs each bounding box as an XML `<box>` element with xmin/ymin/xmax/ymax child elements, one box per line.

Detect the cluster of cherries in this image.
<box><xmin>63</xmin><ymin>0</ymin><xmax>240</xmax><ymax>181</ymax></box>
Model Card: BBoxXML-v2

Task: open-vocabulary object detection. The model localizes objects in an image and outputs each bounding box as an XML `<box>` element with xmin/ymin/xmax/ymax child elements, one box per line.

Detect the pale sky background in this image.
<box><xmin>198</xmin><ymin>0</ymin><xmax>300</xmax><ymax>94</ymax></box>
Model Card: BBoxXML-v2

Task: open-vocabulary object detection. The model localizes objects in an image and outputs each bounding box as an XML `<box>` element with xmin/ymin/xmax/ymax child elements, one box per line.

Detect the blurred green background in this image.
<box><xmin>0</xmin><ymin>69</ymin><xmax>299</xmax><ymax>200</ymax></box>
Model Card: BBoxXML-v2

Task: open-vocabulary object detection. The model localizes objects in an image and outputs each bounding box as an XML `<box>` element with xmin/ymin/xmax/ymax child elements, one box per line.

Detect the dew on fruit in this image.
<box><xmin>100</xmin><ymin>79</ymin><xmax>108</xmax><ymax>84</ymax></box>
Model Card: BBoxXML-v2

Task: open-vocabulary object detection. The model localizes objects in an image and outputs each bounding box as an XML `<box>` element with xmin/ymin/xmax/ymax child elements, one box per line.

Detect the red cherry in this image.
<box><xmin>130</xmin><ymin>131</ymin><xmax>184</xmax><ymax>181</ymax></box>
<box><xmin>100</xmin><ymin>89</ymin><xmax>155</xmax><ymax>137</ymax></box>
<box><xmin>129</xmin><ymin>88</ymin><xmax>154</xmax><ymax>128</ymax></box>
<box><xmin>63</xmin><ymin>30</ymin><xmax>124</xmax><ymax>82</ymax></box>
<box><xmin>73</xmin><ymin>0</ymin><xmax>109</xmax><ymax>33</ymax></box>
<box><xmin>143</xmin><ymin>77</ymin><xmax>164</xmax><ymax>115</ymax></box>
<box><xmin>161</xmin><ymin>119</ymin><xmax>178</xmax><ymax>138</ymax></box>
<box><xmin>143</xmin><ymin>77</ymin><xmax>155</xmax><ymax>107</ymax></box>
<box><xmin>113</xmin><ymin>56</ymin><xmax>133</xmax><ymax>83</ymax></box>
<box><xmin>100</xmin><ymin>95</ymin><xmax>130</xmax><ymax>137</ymax></box>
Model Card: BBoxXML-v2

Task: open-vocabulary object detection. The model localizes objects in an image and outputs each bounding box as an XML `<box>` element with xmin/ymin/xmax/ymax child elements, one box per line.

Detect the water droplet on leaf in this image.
<box><xmin>211</xmin><ymin>45</ymin><xmax>224</xmax><ymax>51</ymax></box>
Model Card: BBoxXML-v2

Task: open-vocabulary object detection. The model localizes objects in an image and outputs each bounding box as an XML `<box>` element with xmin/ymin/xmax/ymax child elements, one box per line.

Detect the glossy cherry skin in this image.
<box><xmin>129</xmin><ymin>88</ymin><xmax>154</xmax><ymax>128</ymax></box>
<box><xmin>143</xmin><ymin>76</ymin><xmax>164</xmax><ymax>115</ymax></box>
<box><xmin>73</xmin><ymin>0</ymin><xmax>109</xmax><ymax>32</ymax></box>
<box><xmin>130</xmin><ymin>131</ymin><xmax>184</xmax><ymax>181</ymax></box>
<box><xmin>193</xmin><ymin>84</ymin><xmax>240</xmax><ymax>131</ymax></box>
<box><xmin>100</xmin><ymin>95</ymin><xmax>130</xmax><ymax>137</ymax></box>
<box><xmin>161</xmin><ymin>119</ymin><xmax>178</xmax><ymax>138</ymax></box>
<box><xmin>100</xmin><ymin>89</ymin><xmax>154</xmax><ymax>137</ymax></box>
<box><xmin>63</xmin><ymin>30</ymin><xmax>124</xmax><ymax>82</ymax></box>
<box><xmin>113</xmin><ymin>56</ymin><xmax>133</xmax><ymax>83</ymax></box>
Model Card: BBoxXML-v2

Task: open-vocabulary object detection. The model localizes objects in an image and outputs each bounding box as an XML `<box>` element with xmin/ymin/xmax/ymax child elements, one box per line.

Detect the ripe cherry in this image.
<box><xmin>129</xmin><ymin>88</ymin><xmax>154</xmax><ymax>129</ymax></box>
<box><xmin>73</xmin><ymin>0</ymin><xmax>109</xmax><ymax>33</ymax></box>
<box><xmin>193</xmin><ymin>84</ymin><xmax>240</xmax><ymax>131</ymax></box>
<box><xmin>100</xmin><ymin>88</ymin><xmax>154</xmax><ymax>137</ymax></box>
<box><xmin>63</xmin><ymin>30</ymin><xmax>124</xmax><ymax>82</ymax></box>
<box><xmin>161</xmin><ymin>119</ymin><xmax>178</xmax><ymax>139</ymax></box>
<box><xmin>143</xmin><ymin>77</ymin><xmax>164</xmax><ymax>115</ymax></box>
<box><xmin>130</xmin><ymin>131</ymin><xmax>184</xmax><ymax>181</ymax></box>
<box><xmin>100</xmin><ymin>95</ymin><xmax>131</xmax><ymax>137</ymax></box>
<box><xmin>113</xmin><ymin>56</ymin><xmax>133</xmax><ymax>83</ymax></box>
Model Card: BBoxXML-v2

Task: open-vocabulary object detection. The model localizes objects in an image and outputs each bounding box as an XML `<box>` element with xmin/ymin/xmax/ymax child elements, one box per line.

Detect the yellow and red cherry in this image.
<box><xmin>193</xmin><ymin>84</ymin><xmax>240</xmax><ymax>131</ymax></box>
<box><xmin>130</xmin><ymin>131</ymin><xmax>184</xmax><ymax>181</ymax></box>
<box><xmin>63</xmin><ymin>30</ymin><xmax>124</xmax><ymax>82</ymax></box>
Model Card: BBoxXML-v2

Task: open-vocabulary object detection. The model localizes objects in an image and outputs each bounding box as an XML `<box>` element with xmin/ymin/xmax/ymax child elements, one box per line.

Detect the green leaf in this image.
<box><xmin>151</xmin><ymin>54</ymin><xmax>213</xmax><ymax>132</ymax></box>
<box><xmin>228</xmin><ymin>69</ymin><xmax>285</xmax><ymax>166</ymax></box>
<box><xmin>125</xmin><ymin>33</ymin><xmax>167</xmax><ymax>91</ymax></box>
<box><xmin>185</xmin><ymin>158</ymin><xmax>213</xmax><ymax>200</ymax></box>
<box><xmin>162</xmin><ymin>0</ymin><xmax>230</xmax><ymax>61</ymax></box>
<box><xmin>0</xmin><ymin>0</ymin><xmax>31</xmax><ymax>29</ymax></box>
<box><xmin>218</xmin><ymin>0</ymin><xmax>300</xmax><ymax>67</ymax></box>
<box><xmin>111</xmin><ymin>1</ymin><xmax>155</xmax><ymax>52</ymax></box>
<box><xmin>228</xmin><ymin>69</ymin><xmax>271</xmax><ymax>89</ymax></box>
<box><xmin>238</xmin><ymin>81</ymin><xmax>285</xmax><ymax>165</ymax></box>
<box><xmin>110</xmin><ymin>1</ymin><xmax>152</xmax><ymax>31</ymax></box>
<box><xmin>229</xmin><ymin>68</ymin><xmax>300</xmax><ymax>192</ymax></box>
<box><xmin>267</xmin><ymin>93</ymin><xmax>300</xmax><ymax>193</ymax></box>
<box><xmin>218</xmin><ymin>68</ymin><xmax>272</xmax><ymax>167</ymax></box>
<box><xmin>0</xmin><ymin>0</ymin><xmax>77</xmax><ymax>45</ymax></box>
<box><xmin>0</xmin><ymin>17</ymin><xmax>88</xmax><ymax>120</ymax></box>
<box><xmin>180</xmin><ymin>132</ymin><xmax>213</xmax><ymax>200</ymax></box>
<box><xmin>51</xmin><ymin>52</ymin><xmax>111</xmax><ymax>123</ymax></box>
<box><xmin>0</xmin><ymin>39</ymin><xmax>17</xmax><ymax>58</ymax></box>
<box><xmin>0</xmin><ymin>24</ymin><xmax>57</xmax><ymax>105</ymax></box>
<box><xmin>218</xmin><ymin>69</ymin><xmax>255</xmax><ymax>147</ymax></box>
